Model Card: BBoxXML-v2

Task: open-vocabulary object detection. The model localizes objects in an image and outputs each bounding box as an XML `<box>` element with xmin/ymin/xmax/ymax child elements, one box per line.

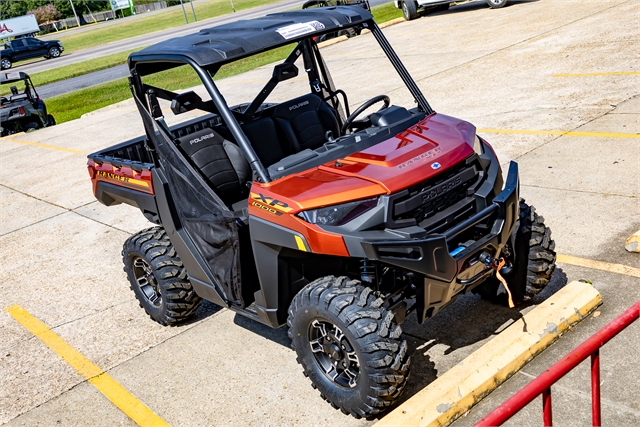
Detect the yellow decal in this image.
<box><xmin>250</xmin><ymin>192</ymin><xmax>292</xmax><ymax>212</ymax></box>
<box><xmin>294</xmin><ymin>235</ymin><xmax>308</xmax><ymax>252</ymax></box>
<box><xmin>98</xmin><ymin>171</ymin><xmax>149</xmax><ymax>188</ymax></box>
<box><xmin>251</xmin><ymin>200</ymin><xmax>283</xmax><ymax>216</ymax></box>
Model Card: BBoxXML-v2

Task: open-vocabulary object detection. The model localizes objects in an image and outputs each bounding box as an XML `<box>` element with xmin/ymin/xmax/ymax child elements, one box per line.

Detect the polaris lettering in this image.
<box><xmin>422</xmin><ymin>176</ymin><xmax>462</xmax><ymax>201</ymax></box>
<box><xmin>289</xmin><ymin>100</ymin><xmax>310</xmax><ymax>111</ymax></box>
<box><xmin>189</xmin><ymin>132</ymin><xmax>215</xmax><ymax>145</ymax></box>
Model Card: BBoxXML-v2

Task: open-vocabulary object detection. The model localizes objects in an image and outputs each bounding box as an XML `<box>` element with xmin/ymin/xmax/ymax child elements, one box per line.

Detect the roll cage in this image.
<box><xmin>127</xmin><ymin>6</ymin><xmax>433</xmax><ymax>184</ymax></box>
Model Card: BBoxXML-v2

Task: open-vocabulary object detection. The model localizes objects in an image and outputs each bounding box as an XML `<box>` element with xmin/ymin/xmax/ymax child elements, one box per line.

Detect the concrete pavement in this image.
<box><xmin>1</xmin><ymin>0</ymin><xmax>638</xmax><ymax>425</ymax></box>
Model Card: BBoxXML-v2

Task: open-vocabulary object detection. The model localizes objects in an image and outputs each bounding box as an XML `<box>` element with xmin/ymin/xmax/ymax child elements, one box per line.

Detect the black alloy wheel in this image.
<box><xmin>123</xmin><ymin>227</ymin><xmax>202</xmax><ymax>325</ymax></box>
<box><xmin>132</xmin><ymin>257</ymin><xmax>162</xmax><ymax>307</ymax></box>
<box><xmin>309</xmin><ymin>319</ymin><xmax>360</xmax><ymax>388</ymax></box>
<box><xmin>288</xmin><ymin>276</ymin><xmax>410</xmax><ymax>418</ymax></box>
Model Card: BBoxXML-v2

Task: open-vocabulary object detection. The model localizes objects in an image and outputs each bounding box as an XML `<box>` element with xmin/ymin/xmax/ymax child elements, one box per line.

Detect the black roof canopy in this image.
<box><xmin>129</xmin><ymin>6</ymin><xmax>373</xmax><ymax>74</ymax></box>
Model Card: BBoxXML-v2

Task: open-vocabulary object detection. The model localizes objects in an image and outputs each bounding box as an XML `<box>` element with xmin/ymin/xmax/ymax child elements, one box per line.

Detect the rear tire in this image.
<box><xmin>47</xmin><ymin>114</ymin><xmax>56</xmax><ymax>127</ymax></box>
<box><xmin>1</xmin><ymin>58</ymin><xmax>11</xmax><ymax>70</ymax></box>
<box><xmin>476</xmin><ymin>200</ymin><xmax>556</xmax><ymax>305</ymax></box>
<box><xmin>402</xmin><ymin>0</ymin><xmax>419</xmax><ymax>20</ymax></box>
<box><xmin>486</xmin><ymin>0</ymin><xmax>509</xmax><ymax>8</ymax></box>
<box><xmin>25</xmin><ymin>122</ymin><xmax>40</xmax><ymax>132</ymax></box>
<box><xmin>288</xmin><ymin>276</ymin><xmax>410</xmax><ymax>418</ymax></box>
<box><xmin>123</xmin><ymin>227</ymin><xmax>202</xmax><ymax>325</ymax></box>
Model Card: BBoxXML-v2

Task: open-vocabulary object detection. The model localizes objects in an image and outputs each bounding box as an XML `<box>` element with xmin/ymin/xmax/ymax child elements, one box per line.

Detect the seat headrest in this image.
<box><xmin>176</xmin><ymin>128</ymin><xmax>225</xmax><ymax>156</ymax></box>
<box><xmin>274</xmin><ymin>94</ymin><xmax>322</xmax><ymax>119</ymax></box>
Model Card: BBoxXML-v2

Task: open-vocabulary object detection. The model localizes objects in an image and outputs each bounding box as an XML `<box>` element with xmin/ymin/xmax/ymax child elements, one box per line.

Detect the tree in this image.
<box><xmin>28</xmin><ymin>4</ymin><xmax>62</xmax><ymax>24</ymax></box>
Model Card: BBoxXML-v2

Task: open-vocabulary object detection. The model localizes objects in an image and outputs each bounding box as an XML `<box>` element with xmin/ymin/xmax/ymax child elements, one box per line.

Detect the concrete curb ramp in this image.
<box><xmin>375</xmin><ymin>280</ymin><xmax>602</xmax><ymax>427</ymax></box>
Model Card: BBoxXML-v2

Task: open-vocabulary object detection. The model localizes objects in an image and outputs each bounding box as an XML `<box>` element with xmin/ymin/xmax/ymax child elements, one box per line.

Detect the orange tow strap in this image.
<box><xmin>495</xmin><ymin>258</ymin><xmax>514</xmax><ymax>308</ymax></box>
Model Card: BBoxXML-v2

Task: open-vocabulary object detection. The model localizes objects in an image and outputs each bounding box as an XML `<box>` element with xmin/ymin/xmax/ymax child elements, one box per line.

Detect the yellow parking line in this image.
<box><xmin>554</xmin><ymin>71</ymin><xmax>640</xmax><ymax>77</ymax></box>
<box><xmin>2</xmin><ymin>139</ymin><xmax>84</xmax><ymax>154</ymax></box>
<box><xmin>557</xmin><ymin>254</ymin><xmax>640</xmax><ymax>278</ymax></box>
<box><xmin>5</xmin><ymin>305</ymin><xmax>171</xmax><ymax>427</ymax></box>
<box><xmin>477</xmin><ymin>128</ymin><xmax>640</xmax><ymax>139</ymax></box>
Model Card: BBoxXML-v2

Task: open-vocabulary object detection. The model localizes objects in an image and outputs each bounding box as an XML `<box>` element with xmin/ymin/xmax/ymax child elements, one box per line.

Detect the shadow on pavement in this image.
<box><xmin>393</xmin><ymin>267</ymin><xmax>568</xmax><ymax>408</ymax></box>
<box><xmin>223</xmin><ymin>267</ymin><xmax>568</xmax><ymax>417</ymax></box>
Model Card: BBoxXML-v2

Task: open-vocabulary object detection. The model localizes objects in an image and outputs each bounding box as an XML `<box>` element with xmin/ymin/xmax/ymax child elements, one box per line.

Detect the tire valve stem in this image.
<box><xmin>481</xmin><ymin>254</ymin><xmax>515</xmax><ymax>308</ymax></box>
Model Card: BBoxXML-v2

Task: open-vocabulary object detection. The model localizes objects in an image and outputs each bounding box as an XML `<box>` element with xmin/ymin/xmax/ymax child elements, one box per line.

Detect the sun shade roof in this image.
<box><xmin>1</xmin><ymin>72</ymin><xmax>29</xmax><ymax>85</ymax></box>
<box><xmin>129</xmin><ymin>6</ymin><xmax>373</xmax><ymax>73</ymax></box>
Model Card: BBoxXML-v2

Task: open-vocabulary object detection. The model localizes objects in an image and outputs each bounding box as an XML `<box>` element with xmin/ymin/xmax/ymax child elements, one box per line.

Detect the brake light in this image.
<box><xmin>18</xmin><ymin>106</ymin><xmax>25</xmax><ymax>115</ymax></box>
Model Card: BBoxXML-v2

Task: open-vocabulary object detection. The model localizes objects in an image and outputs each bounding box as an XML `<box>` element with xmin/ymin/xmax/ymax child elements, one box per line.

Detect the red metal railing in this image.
<box><xmin>475</xmin><ymin>300</ymin><xmax>640</xmax><ymax>427</ymax></box>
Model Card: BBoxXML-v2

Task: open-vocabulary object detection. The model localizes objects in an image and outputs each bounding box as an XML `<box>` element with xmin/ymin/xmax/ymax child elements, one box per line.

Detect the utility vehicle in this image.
<box><xmin>87</xmin><ymin>6</ymin><xmax>555</xmax><ymax>418</ymax></box>
<box><xmin>1</xmin><ymin>71</ymin><xmax>55</xmax><ymax>136</ymax></box>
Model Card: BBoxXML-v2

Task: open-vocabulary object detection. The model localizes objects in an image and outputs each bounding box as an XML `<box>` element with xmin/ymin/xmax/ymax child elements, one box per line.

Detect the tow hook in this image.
<box><xmin>479</xmin><ymin>252</ymin><xmax>515</xmax><ymax>308</ymax></box>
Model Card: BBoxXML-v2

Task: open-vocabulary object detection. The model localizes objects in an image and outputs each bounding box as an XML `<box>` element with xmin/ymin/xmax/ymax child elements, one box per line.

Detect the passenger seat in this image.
<box><xmin>176</xmin><ymin>128</ymin><xmax>251</xmax><ymax>206</ymax></box>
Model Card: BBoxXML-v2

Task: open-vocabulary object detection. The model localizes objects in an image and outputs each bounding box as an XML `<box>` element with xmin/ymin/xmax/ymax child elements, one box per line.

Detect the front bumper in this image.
<box><xmin>361</xmin><ymin>161</ymin><xmax>519</xmax><ymax>282</ymax></box>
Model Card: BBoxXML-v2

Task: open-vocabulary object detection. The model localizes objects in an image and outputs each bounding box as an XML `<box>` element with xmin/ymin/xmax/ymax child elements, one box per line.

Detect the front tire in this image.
<box><xmin>123</xmin><ymin>227</ymin><xmax>202</xmax><ymax>325</ymax></box>
<box><xmin>402</xmin><ymin>0</ymin><xmax>419</xmax><ymax>20</ymax></box>
<box><xmin>288</xmin><ymin>276</ymin><xmax>410</xmax><ymax>418</ymax></box>
<box><xmin>48</xmin><ymin>47</ymin><xmax>61</xmax><ymax>58</ymax></box>
<box><xmin>476</xmin><ymin>200</ymin><xmax>556</xmax><ymax>304</ymax></box>
<box><xmin>486</xmin><ymin>0</ymin><xmax>509</xmax><ymax>8</ymax></box>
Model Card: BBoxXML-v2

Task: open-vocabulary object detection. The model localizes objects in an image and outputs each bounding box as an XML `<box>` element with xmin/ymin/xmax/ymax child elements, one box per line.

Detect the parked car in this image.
<box><xmin>0</xmin><ymin>71</ymin><xmax>55</xmax><ymax>136</ymax></box>
<box><xmin>395</xmin><ymin>0</ymin><xmax>509</xmax><ymax>21</ymax></box>
<box><xmin>1</xmin><ymin>37</ymin><xmax>64</xmax><ymax>70</ymax></box>
<box><xmin>87</xmin><ymin>5</ymin><xmax>555</xmax><ymax>418</ymax></box>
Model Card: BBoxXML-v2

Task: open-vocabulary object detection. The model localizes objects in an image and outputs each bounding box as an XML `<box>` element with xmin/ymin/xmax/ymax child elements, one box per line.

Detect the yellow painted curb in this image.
<box><xmin>625</xmin><ymin>230</ymin><xmax>640</xmax><ymax>253</ymax></box>
<box><xmin>375</xmin><ymin>281</ymin><xmax>602</xmax><ymax>427</ymax></box>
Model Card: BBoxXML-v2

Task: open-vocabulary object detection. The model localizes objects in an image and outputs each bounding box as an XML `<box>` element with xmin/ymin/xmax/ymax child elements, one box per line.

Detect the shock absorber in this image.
<box><xmin>360</xmin><ymin>258</ymin><xmax>377</xmax><ymax>285</ymax></box>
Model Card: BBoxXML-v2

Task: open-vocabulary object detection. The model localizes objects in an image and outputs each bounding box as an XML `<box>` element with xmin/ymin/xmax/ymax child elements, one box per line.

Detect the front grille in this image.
<box><xmin>391</xmin><ymin>155</ymin><xmax>483</xmax><ymax>232</ymax></box>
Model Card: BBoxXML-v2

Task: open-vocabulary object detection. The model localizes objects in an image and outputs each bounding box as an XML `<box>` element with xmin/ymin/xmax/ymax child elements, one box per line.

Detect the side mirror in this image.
<box><xmin>170</xmin><ymin>91</ymin><xmax>202</xmax><ymax>115</ymax></box>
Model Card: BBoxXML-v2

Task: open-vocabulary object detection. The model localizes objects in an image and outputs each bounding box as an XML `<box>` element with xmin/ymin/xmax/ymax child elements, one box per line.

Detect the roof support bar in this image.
<box><xmin>189</xmin><ymin>59</ymin><xmax>271</xmax><ymax>183</ymax></box>
<box><xmin>369</xmin><ymin>22</ymin><xmax>433</xmax><ymax>115</ymax></box>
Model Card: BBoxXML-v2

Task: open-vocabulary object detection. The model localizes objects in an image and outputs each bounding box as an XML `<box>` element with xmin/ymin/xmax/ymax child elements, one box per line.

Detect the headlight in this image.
<box><xmin>473</xmin><ymin>134</ymin><xmax>484</xmax><ymax>155</ymax></box>
<box><xmin>298</xmin><ymin>197</ymin><xmax>378</xmax><ymax>226</ymax></box>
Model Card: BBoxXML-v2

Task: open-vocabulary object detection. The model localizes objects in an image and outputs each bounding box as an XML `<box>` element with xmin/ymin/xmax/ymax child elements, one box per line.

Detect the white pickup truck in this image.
<box><xmin>394</xmin><ymin>0</ymin><xmax>508</xmax><ymax>21</ymax></box>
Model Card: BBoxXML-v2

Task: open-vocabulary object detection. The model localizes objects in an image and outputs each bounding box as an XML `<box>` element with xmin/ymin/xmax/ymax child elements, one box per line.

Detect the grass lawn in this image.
<box><xmin>46</xmin><ymin>3</ymin><xmax>404</xmax><ymax>124</ymax></box>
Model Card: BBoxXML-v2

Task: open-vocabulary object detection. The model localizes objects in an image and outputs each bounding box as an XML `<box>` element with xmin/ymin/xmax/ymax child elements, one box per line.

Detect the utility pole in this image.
<box><xmin>189</xmin><ymin>0</ymin><xmax>197</xmax><ymax>21</ymax></box>
<box><xmin>179</xmin><ymin>0</ymin><xmax>188</xmax><ymax>24</ymax></box>
<box><xmin>69</xmin><ymin>0</ymin><xmax>80</xmax><ymax>27</ymax></box>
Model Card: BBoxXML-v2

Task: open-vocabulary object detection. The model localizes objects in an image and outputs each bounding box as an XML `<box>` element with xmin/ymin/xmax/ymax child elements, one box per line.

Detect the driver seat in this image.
<box><xmin>272</xmin><ymin>94</ymin><xmax>340</xmax><ymax>153</ymax></box>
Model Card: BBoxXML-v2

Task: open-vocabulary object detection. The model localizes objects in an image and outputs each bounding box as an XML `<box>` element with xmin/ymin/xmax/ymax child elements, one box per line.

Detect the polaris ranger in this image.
<box><xmin>87</xmin><ymin>6</ymin><xmax>555</xmax><ymax>418</ymax></box>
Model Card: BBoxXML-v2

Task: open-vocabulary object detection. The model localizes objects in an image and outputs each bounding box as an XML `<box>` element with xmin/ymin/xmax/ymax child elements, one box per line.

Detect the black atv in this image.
<box><xmin>0</xmin><ymin>72</ymin><xmax>55</xmax><ymax>136</ymax></box>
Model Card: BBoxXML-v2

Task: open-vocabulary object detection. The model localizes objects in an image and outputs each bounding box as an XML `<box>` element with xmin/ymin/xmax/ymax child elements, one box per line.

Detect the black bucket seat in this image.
<box><xmin>176</xmin><ymin>127</ymin><xmax>250</xmax><ymax>205</ymax></box>
<box><xmin>272</xmin><ymin>94</ymin><xmax>340</xmax><ymax>153</ymax></box>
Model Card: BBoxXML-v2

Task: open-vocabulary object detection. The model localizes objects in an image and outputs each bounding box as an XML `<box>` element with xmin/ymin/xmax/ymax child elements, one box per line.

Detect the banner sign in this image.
<box><xmin>109</xmin><ymin>0</ymin><xmax>131</xmax><ymax>11</ymax></box>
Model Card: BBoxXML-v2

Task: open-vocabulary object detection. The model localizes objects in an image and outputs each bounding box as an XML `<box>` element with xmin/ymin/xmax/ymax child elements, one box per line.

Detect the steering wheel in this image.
<box><xmin>340</xmin><ymin>94</ymin><xmax>390</xmax><ymax>134</ymax></box>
